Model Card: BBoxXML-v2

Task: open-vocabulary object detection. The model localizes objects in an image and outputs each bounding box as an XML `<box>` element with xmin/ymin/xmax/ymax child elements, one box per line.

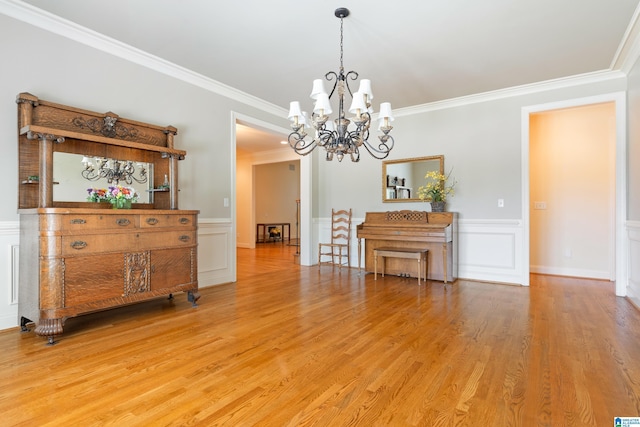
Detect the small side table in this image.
<box><xmin>256</xmin><ymin>223</ymin><xmax>291</xmax><ymax>244</ymax></box>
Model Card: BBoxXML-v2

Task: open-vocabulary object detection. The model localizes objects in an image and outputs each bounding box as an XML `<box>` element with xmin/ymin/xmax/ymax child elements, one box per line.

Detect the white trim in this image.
<box><xmin>10</xmin><ymin>245</ymin><xmax>18</xmax><ymax>305</ymax></box>
<box><xmin>613</xmin><ymin>2</ymin><xmax>640</xmax><ymax>72</ymax></box>
<box><xmin>395</xmin><ymin>71</ymin><xmax>626</xmax><ymax>117</ymax></box>
<box><xmin>521</xmin><ymin>92</ymin><xmax>627</xmax><ymax>295</ymax></box>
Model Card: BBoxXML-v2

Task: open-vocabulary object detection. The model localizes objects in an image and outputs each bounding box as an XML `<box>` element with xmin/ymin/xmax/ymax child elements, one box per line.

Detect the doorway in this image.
<box><xmin>521</xmin><ymin>92</ymin><xmax>627</xmax><ymax>295</ymax></box>
<box><xmin>529</xmin><ymin>103</ymin><xmax>615</xmax><ymax>279</ymax></box>
<box><xmin>231</xmin><ymin>112</ymin><xmax>313</xmax><ymax>282</ymax></box>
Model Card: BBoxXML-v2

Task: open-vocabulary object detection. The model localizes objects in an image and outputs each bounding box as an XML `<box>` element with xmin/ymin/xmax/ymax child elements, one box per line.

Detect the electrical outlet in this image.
<box><xmin>223</xmin><ymin>197</ymin><xmax>229</xmax><ymax>207</ymax></box>
<box><xmin>534</xmin><ymin>201</ymin><xmax>547</xmax><ymax>210</ymax></box>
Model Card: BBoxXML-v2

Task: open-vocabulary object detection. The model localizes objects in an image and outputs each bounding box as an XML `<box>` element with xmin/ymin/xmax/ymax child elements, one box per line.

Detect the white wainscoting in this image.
<box><xmin>626</xmin><ymin>221</ymin><xmax>640</xmax><ymax>308</ymax></box>
<box><xmin>197</xmin><ymin>218</ymin><xmax>234</xmax><ymax>288</ymax></box>
<box><xmin>457</xmin><ymin>219</ymin><xmax>524</xmax><ymax>285</ymax></box>
<box><xmin>0</xmin><ymin>222</ymin><xmax>20</xmax><ymax>331</ymax></box>
<box><xmin>314</xmin><ymin>217</ymin><xmax>525</xmax><ymax>285</ymax></box>
<box><xmin>0</xmin><ymin>218</ymin><xmax>233</xmax><ymax>332</ymax></box>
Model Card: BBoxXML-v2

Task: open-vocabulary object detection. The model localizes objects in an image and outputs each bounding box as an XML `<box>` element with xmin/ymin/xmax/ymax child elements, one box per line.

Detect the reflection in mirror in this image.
<box><xmin>382</xmin><ymin>155</ymin><xmax>444</xmax><ymax>202</ymax></box>
<box><xmin>53</xmin><ymin>152</ymin><xmax>153</xmax><ymax>203</ymax></box>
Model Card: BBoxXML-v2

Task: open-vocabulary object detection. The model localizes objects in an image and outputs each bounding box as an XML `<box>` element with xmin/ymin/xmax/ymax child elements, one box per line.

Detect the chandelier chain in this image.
<box><xmin>339</xmin><ymin>15</ymin><xmax>344</xmax><ymax>72</ymax></box>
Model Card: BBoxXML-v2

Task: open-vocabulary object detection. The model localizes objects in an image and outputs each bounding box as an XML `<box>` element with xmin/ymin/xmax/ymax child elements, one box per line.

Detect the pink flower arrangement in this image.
<box><xmin>107</xmin><ymin>185</ymin><xmax>138</xmax><ymax>202</ymax></box>
<box><xmin>87</xmin><ymin>186</ymin><xmax>138</xmax><ymax>203</ymax></box>
<box><xmin>86</xmin><ymin>187</ymin><xmax>108</xmax><ymax>202</ymax></box>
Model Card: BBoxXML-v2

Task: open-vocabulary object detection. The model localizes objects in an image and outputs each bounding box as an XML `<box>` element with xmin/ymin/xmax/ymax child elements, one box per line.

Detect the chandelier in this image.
<box><xmin>287</xmin><ymin>7</ymin><xmax>394</xmax><ymax>162</ymax></box>
<box><xmin>81</xmin><ymin>156</ymin><xmax>148</xmax><ymax>185</ymax></box>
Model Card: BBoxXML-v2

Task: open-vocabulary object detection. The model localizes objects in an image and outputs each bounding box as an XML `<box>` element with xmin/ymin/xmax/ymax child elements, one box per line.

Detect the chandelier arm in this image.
<box><xmin>344</xmin><ymin>71</ymin><xmax>359</xmax><ymax>97</ymax></box>
<box><xmin>360</xmin><ymin>134</ymin><xmax>395</xmax><ymax>160</ymax></box>
<box><xmin>81</xmin><ymin>169</ymin><xmax>102</xmax><ymax>181</ymax></box>
<box><xmin>317</xmin><ymin>129</ymin><xmax>334</xmax><ymax>147</ymax></box>
<box><xmin>288</xmin><ymin>132</ymin><xmax>317</xmax><ymax>156</ymax></box>
<box><xmin>350</xmin><ymin>147</ymin><xmax>360</xmax><ymax>162</ymax></box>
<box><xmin>324</xmin><ymin>71</ymin><xmax>340</xmax><ymax>99</ymax></box>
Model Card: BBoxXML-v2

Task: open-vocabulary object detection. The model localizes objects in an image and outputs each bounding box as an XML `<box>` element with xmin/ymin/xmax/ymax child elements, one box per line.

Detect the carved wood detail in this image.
<box><xmin>124</xmin><ymin>252</ymin><xmax>151</xmax><ymax>296</ymax></box>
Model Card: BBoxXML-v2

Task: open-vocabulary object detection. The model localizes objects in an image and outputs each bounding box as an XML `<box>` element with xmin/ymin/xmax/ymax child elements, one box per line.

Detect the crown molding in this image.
<box><xmin>0</xmin><ymin>0</ymin><xmax>287</xmax><ymax>117</ymax></box>
<box><xmin>393</xmin><ymin>70</ymin><xmax>627</xmax><ymax>117</ymax></box>
<box><xmin>1</xmin><ymin>0</ymin><xmax>635</xmax><ymax>121</ymax></box>
<box><xmin>611</xmin><ymin>2</ymin><xmax>640</xmax><ymax>73</ymax></box>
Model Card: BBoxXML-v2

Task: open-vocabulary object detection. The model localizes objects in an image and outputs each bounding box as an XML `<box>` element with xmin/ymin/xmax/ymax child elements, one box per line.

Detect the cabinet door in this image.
<box><xmin>150</xmin><ymin>248</ymin><xmax>194</xmax><ymax>291</ymax></box>
<box><xmin>64</xmin><ymin>253</ymin><xmax>125</xmax><ymax>307</ymax></box>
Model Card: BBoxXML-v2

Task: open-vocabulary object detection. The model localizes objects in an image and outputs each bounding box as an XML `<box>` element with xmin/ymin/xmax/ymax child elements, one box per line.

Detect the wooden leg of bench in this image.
<box><xmin>374</xmin><ymin>252</ymin><xmax>377</xmax><ymax>280</ymax></box>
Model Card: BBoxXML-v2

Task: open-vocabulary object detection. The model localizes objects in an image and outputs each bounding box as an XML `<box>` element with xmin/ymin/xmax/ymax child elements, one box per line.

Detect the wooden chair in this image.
<box><xmin>318</xmin><ymin>208</ymin><xmax>352</xmax><ymax>269</ymax></box>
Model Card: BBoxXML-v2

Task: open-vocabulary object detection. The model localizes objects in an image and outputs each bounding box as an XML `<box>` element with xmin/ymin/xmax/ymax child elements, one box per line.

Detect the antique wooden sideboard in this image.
<box><xmin>16</xmin><ymin>93</ymin><xmax>199</xmax><ymax>344</ymax></box>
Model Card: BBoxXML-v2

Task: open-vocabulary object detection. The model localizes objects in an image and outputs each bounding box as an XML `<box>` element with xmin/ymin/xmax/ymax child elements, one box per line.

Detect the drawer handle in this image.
<box><xmin>116</xmin><ymin>218</ymin><xmax>130</xmax><ymax>226</ymax></box>
<box><xmin>70</xmin><ymin>241</ymin><xmax>87</xmax><ymax>250</ymax></box>
<box><xmin>179</xmin><ymin>235</ymin><xmax>190</xmax><ymax>242</ymax></box>
<box><xmin>70</xmin><ymin>218</ymin><xmax>86</xmax><ymax>224</ymax></box>
<box><xmin>146</xmin><ymin>218</ymin><xmax>159</xmax><ymax>225</ymax></box>
<box><xmin>179</xmin><ymin>217</ymin><xmax>189</xmax><ymax>224</ymax></box>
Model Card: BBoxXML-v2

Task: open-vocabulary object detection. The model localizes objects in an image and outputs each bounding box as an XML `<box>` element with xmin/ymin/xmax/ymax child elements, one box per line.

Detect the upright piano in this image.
<box><xmin>357</xmin><ymin>210</ymin><xmax>457</xmax><ymax>283</ymax></box>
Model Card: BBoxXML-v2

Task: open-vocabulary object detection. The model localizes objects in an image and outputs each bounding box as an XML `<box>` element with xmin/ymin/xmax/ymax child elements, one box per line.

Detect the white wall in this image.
<box><xmin>254</xmin><ymin>161</ymin><xmax>300</xmax><ymax>240</ymax></box>
<box><xmin>625</xmin><ymin>52</ymin><xmax>640</xmax><ymax>307</ymax></box>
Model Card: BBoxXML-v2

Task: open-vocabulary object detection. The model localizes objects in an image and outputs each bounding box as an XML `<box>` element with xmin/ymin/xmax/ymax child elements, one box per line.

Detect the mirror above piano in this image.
<box><xmin>382</xmin><ymin>155</ymin><xmax>444</xmax><ymax>202</ymax></box>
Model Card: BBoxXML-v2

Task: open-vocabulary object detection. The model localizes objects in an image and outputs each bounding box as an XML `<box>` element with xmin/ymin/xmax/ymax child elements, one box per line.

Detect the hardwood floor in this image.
<box><xmin>1</xmin><ymin>243</ymin><xmax>640</xmax><ymax>426</ymax></box>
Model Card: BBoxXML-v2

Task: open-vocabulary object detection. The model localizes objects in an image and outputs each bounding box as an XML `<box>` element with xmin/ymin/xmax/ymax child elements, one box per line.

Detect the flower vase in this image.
<box><xmin>430</xmin><ymin>201</ymin><xmax>446</xmax><ymax>212</ymax></box>
<box><xmin>111</xmin><ymin>198</ymin><xmax>132</xmax><ymax>209</ymax></box>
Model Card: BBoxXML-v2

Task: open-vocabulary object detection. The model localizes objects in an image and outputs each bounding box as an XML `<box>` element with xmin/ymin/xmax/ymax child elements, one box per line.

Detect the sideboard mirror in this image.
<box><xmin>382</xmin><ymin>155</ymin><xmax>444</xmax><ymax>202</ymax></box>
<box><xmin>52</xmin><ymin>152</ymin><xmax>153</xmax><ymax>203</ymax></box>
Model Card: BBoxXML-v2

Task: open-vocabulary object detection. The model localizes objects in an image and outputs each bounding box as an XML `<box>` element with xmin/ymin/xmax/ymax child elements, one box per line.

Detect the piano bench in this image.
<box><xmin>374</xmin><ymin>247</ymin><xmax>428</xmax><ymax>285</ymax></box>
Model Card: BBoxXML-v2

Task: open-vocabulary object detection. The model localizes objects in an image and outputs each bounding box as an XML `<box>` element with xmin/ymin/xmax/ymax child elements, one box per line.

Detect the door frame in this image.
<box><xmin>230</xmin><ymin>112</ymin><xmax>313</xmax><ymax>281</ymax></box>
<box><xmin>521</xmin><ymin>91</ymin><xmax>627</xmax><ymax>295</ymax></box>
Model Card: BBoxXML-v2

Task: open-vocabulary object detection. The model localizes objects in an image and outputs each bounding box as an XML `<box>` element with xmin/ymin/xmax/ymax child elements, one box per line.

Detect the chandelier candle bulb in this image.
<box><xmin>310</xmin><ymin>79</ymin><xmax>327</xmax><ymax>99</ymax></box>
<box><xmin>358</xmin><ymin>79</ymin><xmax>373</xmax><ymax>101</ymax></box>
<box><xmin>288</xmin><ymin>101</ymin><xmax>302</xmax><ymax>125</ymax></box>
<box><xmin>378</xmin><ymin>102</ymin><xmax>394</xmax><ymax>121</ymax></box>
<box><xmin>313</xmin><ymin>93</ymin><xmax>332</xmax><ymax>116</ymax></box>
<box><xmin>349</xmin><ymin>92</ymin><xmax>367</xmax><ymax>116</ymax></box>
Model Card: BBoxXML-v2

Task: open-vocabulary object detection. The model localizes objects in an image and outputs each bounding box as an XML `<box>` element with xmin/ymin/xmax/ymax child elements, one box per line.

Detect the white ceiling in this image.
<box><xmin>14</xmin><ymin>0</ymin><xmax>640</xmax><ymax>151</ymax></box>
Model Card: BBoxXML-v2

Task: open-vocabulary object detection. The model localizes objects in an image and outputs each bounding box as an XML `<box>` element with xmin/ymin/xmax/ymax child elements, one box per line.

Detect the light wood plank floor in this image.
<box><xmin>1</xmin><ymin>243</ymin><xmax>640</xmax><ymax>426</ymax></box>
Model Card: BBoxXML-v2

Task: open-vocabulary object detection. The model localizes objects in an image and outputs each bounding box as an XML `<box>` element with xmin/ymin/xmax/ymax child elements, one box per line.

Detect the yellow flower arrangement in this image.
<box><xmin>417</xmin><ymin>170</ymin><xmax>456</xmax><ymax>203</ymax></box>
